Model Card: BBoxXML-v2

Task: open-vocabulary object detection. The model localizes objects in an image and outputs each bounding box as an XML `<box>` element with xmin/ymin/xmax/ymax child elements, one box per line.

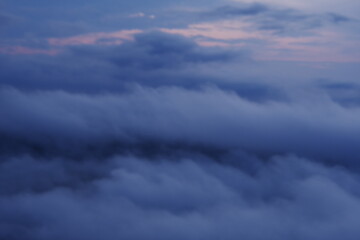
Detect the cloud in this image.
<box><xmin>0</xmin><ymin>31</ymin><xmax>247</xmax><ymax>93</ymax></box>
<box><xmin>1</xmin><ymin>155</ymin><xmax>360</xmax><ymax>240</ymax></box>
<box><xmin>1</xmin><ymin>1</ymin><xmax>356</xmax><ymax>64</ymax></box>
<box><xmin>0</xmin><ymin>46</ymin><xmax>59</xmax><ymax>55</ymax></box>
<box><xmin>326</xmin><ymin>13</ymin><xmax>351</xmax><ymax>23</ymax></box>
<box><xmin>1</xmin><ymin>85</ymin><xmax>360</xmax><ymax>166</ymax></box>
<box><xmin>157</xmin><ymin>5</ymin><xmax>358</xmax><ymax>63</ymax></box>
<box><xmin>202</xmin><ymin>4</ymin><xmax>352</xmax><ymax>36</ymax></box>
<box><xmin>205</xmin><ymin>3</ymin><xmax>269</xmax><ymax>18</ymax></box>
<box><xmin>230</xmin><ymin>0</ymin><xmax>360</xmax><ymax>19</ymax></box>
<box><xmin>319</xmin><ymin>82</ymin><xmax>360</xmax><ymax>107</ymax></box>
<box><xmin>0</xmin><ymin>33</ymin><xmax>358</xmax><ymax>169</ymax></box>
<box><xmin>48</xmin><ymin>30</ymin><xmax>142</xmax><ymax>47</ymax></box>
<box><xmin>107</xmin><ymin>31</ymin><xmax>237</xmax><ymax>70</ymax></box>
<box><xmin>0</xmin><ymin>12</ymin><xmax>359</xmax><ymax>239</ymax></box>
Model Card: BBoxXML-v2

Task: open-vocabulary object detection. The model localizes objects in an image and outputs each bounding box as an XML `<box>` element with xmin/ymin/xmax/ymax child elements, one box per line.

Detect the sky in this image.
<box><xmin>0</xmin><ymin>0</ymin><xmax>360</xmax><ymax>239</ymax></box>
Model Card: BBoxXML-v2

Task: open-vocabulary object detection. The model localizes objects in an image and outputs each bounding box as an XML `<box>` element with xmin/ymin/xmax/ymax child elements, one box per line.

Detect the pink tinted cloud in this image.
<box><xmin>0</xmin><ymin>46</ymin><xmax>60</xmax><ymax>56</ymax></box>
<box><xmin>260</xmin><ymin>32</ymin><xmax>360</xmax><ymax>62</ymax></box>
<box><xmin>257</xmin><ymin>51</ymin><xmax>360</xmax><ymax>63</ymax></box>
<box><xmin>48</xmin><ymin>29</ymin><xmax>142</xmax><ymax>47</ymax></box>
<box><xmin>2</xmin><ymin>20</ymin><xmax>358</xmax><ymax>63</ymax></box>
<box><xmin>196</xmin><ymin>40</ymin><xmax>245</xmax><ymax>47</ymax></box>
<box><xmin>161</xmin><ymin>21</ymin><xmax>262</xmax><ymax>41</ymax></box>
<box><xmin>160</xmin><ymin>20</ymin><xmax>360</xmax><ymax>63</ymax></box>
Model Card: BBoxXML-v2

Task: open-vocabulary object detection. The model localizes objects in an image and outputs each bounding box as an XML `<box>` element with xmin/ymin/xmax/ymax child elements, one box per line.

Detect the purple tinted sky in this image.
<box><xmin>1</xmin><ymin>0</ymin><xmax>359</xmax><ymax>62</ymax></box>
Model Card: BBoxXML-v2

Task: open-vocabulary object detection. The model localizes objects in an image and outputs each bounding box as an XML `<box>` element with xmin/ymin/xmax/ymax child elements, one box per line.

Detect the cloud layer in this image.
<box><xmin>1</xmin><ymin>154</ymin><xmax>360</xmax><ymax>240</ymax></box>
<box><xmin>1</xmin><ymin>3</ymin><xmax>360</xmax><ymax>238</ymax></box>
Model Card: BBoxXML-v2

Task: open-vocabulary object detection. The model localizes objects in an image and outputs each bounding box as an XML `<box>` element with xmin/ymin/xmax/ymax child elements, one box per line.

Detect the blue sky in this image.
<box><xmin>1</xmin><ymin>1</ymin><xmax>360</xmax><ymax>239</ymax></box>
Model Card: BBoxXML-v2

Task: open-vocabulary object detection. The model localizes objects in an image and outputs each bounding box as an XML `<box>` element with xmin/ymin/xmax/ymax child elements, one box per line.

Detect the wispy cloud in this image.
<box><xmin>48</xmin><ymin>29</ymin><xmax>142</xmax><ymax>46</ymax></box>
<box><xmin>0</xmin><ymin>46</ymin><xmax>59</xmax><ymax>55</ymax></box>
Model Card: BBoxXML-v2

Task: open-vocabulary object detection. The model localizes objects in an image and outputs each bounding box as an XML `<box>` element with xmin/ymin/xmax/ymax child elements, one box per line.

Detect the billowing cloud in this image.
<box><xmin>1</xmin><ymin>154</ymin><xmax>360</xmax><ymax>240</ymax></box>
<box><xmin>0</xmin><ymin>32</ymin><xmax>249</xmax><ymax>94</ymax></box>
<box><xmin>1</xmin><ymin>84</ymin><xmax>360</xmax><ymax>165</ymax></box>
<box><xmin>1</xmin><ymin>1</ymin><xmax>360</xmax><ymax>239</ymax></box>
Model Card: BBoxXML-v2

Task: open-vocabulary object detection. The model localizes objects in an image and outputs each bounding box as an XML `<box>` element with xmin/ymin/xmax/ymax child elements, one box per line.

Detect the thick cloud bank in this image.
<box><xmin>1</xmin><ymin>32</ymin><xmax>360</xmax><ymax>239</ymax></box>
<box><xmin>1</xmin><ymin>155</ymin><xmax>360</xmax><ymax>240</ymax></box>
<box><xmin>1</xmin><ymin>86</ymin><xmax>359</xmax><ymax>164</ymax></box>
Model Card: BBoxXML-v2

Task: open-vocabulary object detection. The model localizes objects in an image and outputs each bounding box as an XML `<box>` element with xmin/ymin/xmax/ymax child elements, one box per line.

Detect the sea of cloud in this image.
<box><xmin>1</xmin><ymin>32</ymin><xmax>360</xmax><ymax>240</ymax></box>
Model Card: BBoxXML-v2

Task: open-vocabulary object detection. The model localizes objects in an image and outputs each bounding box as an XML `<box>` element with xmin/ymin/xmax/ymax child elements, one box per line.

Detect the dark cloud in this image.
<box><xmin>108</xmin><ymin>31</ymin><xmax>236</xmax><ymax>70</ymax></box>
<box><xmin>258</xmin><ymin>10</ymin><xmax>351</xmax><ymax>35</ymax></box>
<box><xmin>1</xmin><ymin>155</ymin><xmax>360</xmax><ymax>240</ymax></box>
<box><xmin>0</xmin><ymin>155</ymin><xmax>114</xmax><ymax>196</ymax></box>
<box><xmin>0</xmin><ymin>32</ymin><xmax>263</xmax><ymax>98</ymax></box>
<box><xmin>205</xmin><ymin>3</ymin><xmax>269</xmax><ymax>18</ymax></box>
<box><xmin>0</xmin><ymin>33</ymin><xmax>358</xmax><ymax>168</ymax></box>
<box><xmin>1</xmin><ymin>85</ymin><xmax>359</xmax><ymax>166</ymax></box>
<box><xmin>319</xmin><ymin>82</ymin><xmax>360</xmax><ymax>107</ymax></box>
<box><xmin>326</xmin><ymin>13</ymin><xmax>351</xmax><ymax>23</ymax></box>
<box><xmin>202</xmin><ymin>4</ymin><xmax>352</xmax><ymax>36</ymax></box>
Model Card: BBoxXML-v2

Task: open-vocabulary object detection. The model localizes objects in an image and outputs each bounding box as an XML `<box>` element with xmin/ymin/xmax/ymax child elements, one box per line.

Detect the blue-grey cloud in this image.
<box><xmin>1</xmin><ymin>155</ymin><xmax>360</xmax><ymax>240</ymax></box>
<box><xmin>0</xmin><ymin>32</ymin><xmax>264</xmax><ymax>99</ymax></box>
<box><xmin>108</xmin><ymin>31</ymin><xmax>236</xmax><ymax>70</ymax></box>
<box><xmin>202</xmin><ymin>3</ymin><xmax>352</xmax><ymax>36</ymax></box>
<box><xmin>0</xmin><ymin>5</ymin><xmax>359</xmax><ymax>238</ymax></box>
<box><xmin>204</xmin><ymin>3</ymin><xmax>269</xmax><ymax>17</ymax></box>
<box><xmin>1</xmin><ymin>85</ymin><xmax>359</xmax><ymax>166</ymax></box>
<box><xmin>319</xmin><ymin>82</ymin><xmax>360</xmax><ymax>107</ymax></box>
<box><xmin>0</xmin><ymin>33</ymin><xmax>358</xmax><ymax>168</ymax></box>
